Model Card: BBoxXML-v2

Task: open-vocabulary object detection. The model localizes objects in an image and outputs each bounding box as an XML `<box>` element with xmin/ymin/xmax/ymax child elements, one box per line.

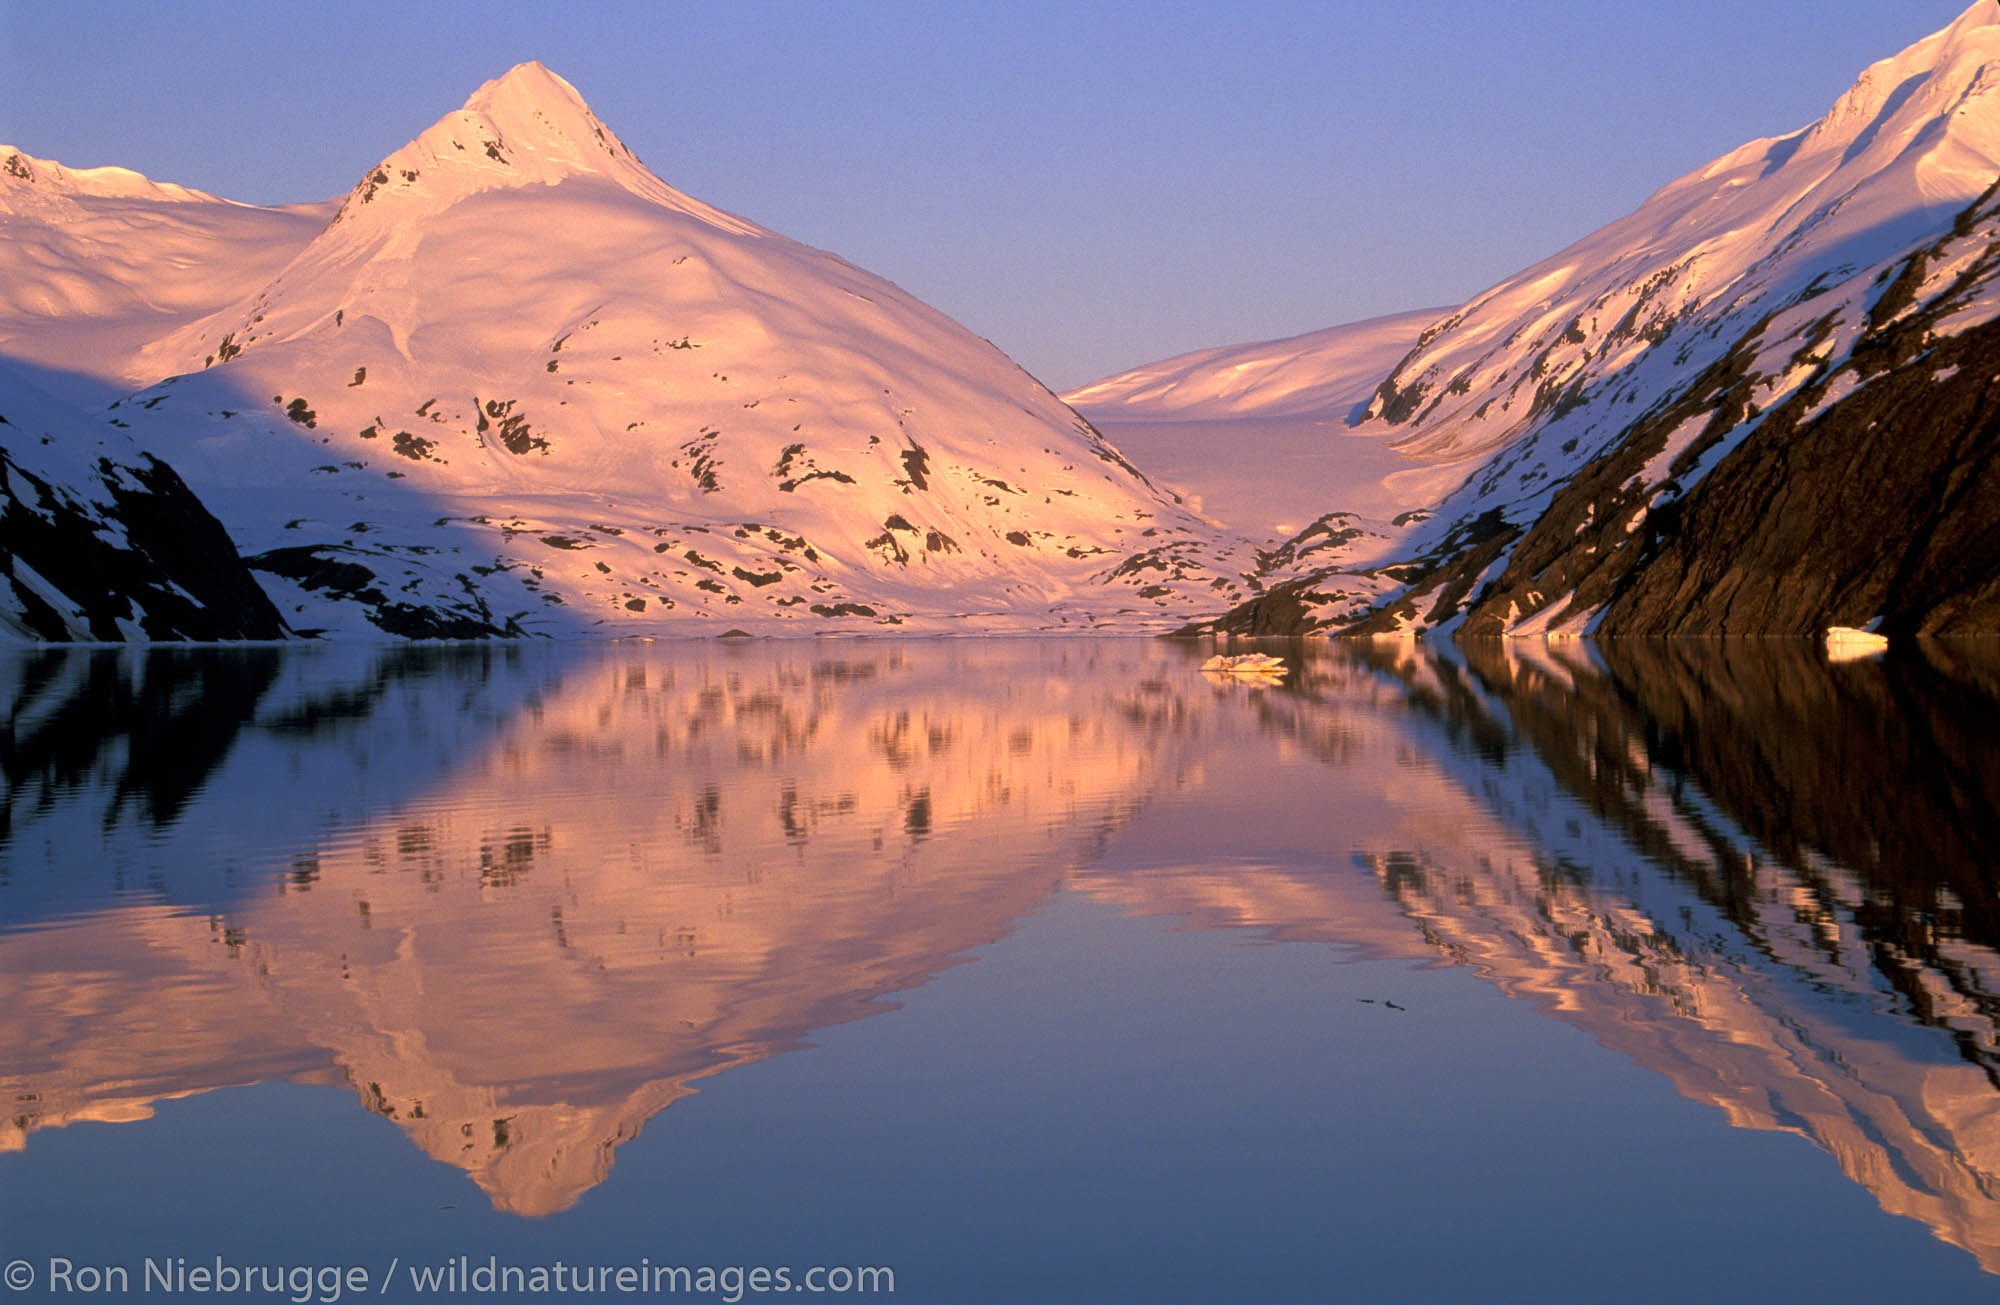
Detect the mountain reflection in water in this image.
<box><xmin>1</xmin><ymin>637</ymin><xmax>1996</xmax><ymax>1267</ymax></box>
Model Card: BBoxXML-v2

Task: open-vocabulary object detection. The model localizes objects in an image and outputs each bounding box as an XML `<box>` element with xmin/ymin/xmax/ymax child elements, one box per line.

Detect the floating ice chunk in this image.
<box><xmin>1200</xmin><ymin>652</ymin><xmax>1289</xmax><ymax>683</ymax></box>
<box><xmin>1824</xmin><ymin>624</ymin><xmax>1889</xmax><ymax>660</ymax></box>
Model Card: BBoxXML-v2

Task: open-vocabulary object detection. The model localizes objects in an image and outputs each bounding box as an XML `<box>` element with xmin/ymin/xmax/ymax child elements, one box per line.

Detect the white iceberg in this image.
<box><xmin>1824</xmin><ymin>625</ymin><xmax>1890</xmax><ymax>661</ymax></box>
<box><xmin>1200</xmin><ymin>653</ymin><xmax>1289</xmax><ymax>680</ymax></box>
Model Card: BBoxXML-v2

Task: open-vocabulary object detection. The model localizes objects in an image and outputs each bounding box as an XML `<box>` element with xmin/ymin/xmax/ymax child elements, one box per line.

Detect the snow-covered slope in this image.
<box><xmin>1063</xmin><ymin>310</ymin><xmax>1450</xmax><ymax>536</ymax></box>
<box><xmin>1365</xmin><ymin>2</ymin><xmax>2000</xmax><ymax>464</ymax></box>
<box><xmin>76</xmin><ymin>64</ymin><xmax>1250</xmax><ymax>637</ymax></box>
<box><xmin>0</xmin><ymin>147</ymin><xmax>327</xmax><ymax>404</ymax></box>
<box><xmin>1066</xmin><ymin>309</ymin><xmax>1440</xmax><ymax>422</ymax></box>
<box><xmin>0</xmin><ymin>363</ymin><xmax>284</xmax><ymax>640</ymax></box>
<box><xmin>1174</xmin><ymin>2</ymin><xmax>2000</xmax><ymax>637</ymax></box>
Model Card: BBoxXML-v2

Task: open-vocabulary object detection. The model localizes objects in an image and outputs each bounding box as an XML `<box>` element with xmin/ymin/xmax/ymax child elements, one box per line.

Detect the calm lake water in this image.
<box><xmin>3</xmin><ymin>636</ymin><xmax>1998</xmax><ymax>1304</ymax></box>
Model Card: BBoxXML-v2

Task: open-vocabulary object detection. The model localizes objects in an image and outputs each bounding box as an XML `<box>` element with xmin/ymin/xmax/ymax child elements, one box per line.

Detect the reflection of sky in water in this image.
<box><xmin>2</xmin><ymin>637</ymin><xmax>1998</xmax><ymax>1302</ymax></box>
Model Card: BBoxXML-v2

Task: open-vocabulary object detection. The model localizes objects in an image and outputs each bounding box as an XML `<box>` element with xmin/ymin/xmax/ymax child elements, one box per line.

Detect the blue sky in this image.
<box><xmin>1</xmin><ymin>2</ymin><xmax>1978</xmax><ymax>389</ymax></box>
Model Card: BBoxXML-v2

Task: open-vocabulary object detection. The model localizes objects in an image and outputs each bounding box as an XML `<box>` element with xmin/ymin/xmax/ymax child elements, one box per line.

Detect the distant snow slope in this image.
<box><xmin>5</xmin><ymin>65</ymin><xmax>1254</xmax><ymax>638</ymax></box>
<box><xmin>1066</xmin><ymin>309</ymin><xmax>1441</xmax><ymax>422</ymax></box>
<box><xmin>0</xmin><ymin>147</ymin><xmax>327</xmax><ymax>404</ymax></box>
<box><xmin>1180</xmin><ymin>1</ymin><xmax>2000</xmax><ymax>636</ymax></box>
<box><xmin>1065</xmin><ymin>310</ymin><xmax>1449</xmax><ymax>536</ymax></box>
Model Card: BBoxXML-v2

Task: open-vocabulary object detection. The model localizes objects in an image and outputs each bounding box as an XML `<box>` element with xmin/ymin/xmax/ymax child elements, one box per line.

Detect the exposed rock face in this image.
<box><xmin>1450</xmin><ymin>185</ymin><xmax>2000</xmax><ymax>638</ymax></box>
<box><xmin>0</xmin><ymin>369</ymin><xmax>284</xmax><ymax>641</ymax></box>
<box><xmin>1592</xmin><ymin>311</ymin><xmax>2000</xmax><ymax>638</ymax></box>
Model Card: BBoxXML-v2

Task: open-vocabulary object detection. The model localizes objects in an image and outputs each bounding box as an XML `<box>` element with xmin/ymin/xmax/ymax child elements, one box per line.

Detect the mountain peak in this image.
<box><xmin>326</xmin><ymin>61</ymin><xmax>677</xmax><ymax>226</ymax></box>
<box><xmin>1822</xmin><ymin>0</ymin><xmax>2000</xmax><ymax>129</ymax></box>
<box><xmin>455</xmin><ymin>61</ymin><xmax>627</xmax><ymax>163</ymax></box>
<box><xmin>1944</xmin><ymin>0</ymin><xmax>2000</xmax><ymax>43</ymax></box>
<box><xmin>465</xmin><ymin>60</ymin><xmax>586</xmax><ymax>114</ymax></box>
<box><xmin>322</xmin><ymin>63</ymin><xmax>763</xmax><ymax>237</ymax></box>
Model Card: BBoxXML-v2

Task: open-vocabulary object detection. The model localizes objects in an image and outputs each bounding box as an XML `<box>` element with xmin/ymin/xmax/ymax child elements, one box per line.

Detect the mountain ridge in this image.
<box><xmin>1099</xmin><ymin>1</ymin><xmax>2000</xmax><ymax>640</ymax></box>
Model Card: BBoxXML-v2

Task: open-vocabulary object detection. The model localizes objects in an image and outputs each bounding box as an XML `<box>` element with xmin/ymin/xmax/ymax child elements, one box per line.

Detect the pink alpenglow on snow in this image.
<box><xmin>3</xmin><ymin>64</ymin><xmax>1259</xmax><ymax>639</ymax></box>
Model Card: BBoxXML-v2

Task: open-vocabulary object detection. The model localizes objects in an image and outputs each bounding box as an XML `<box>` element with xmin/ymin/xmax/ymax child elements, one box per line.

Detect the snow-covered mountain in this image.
<box><xmin>2</xmin><ymin>64</ymin><xmax>1252</xmax><ymax>639</ymax></box>
<box><xmin>1081</xmin><ymin>2</ymin><xmax>2000</xmax><ymax>639</ymax></box>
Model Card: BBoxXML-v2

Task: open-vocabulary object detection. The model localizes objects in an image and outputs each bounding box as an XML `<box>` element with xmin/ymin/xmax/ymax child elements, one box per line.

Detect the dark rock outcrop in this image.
<box><xmin>1590</xmin><ymin>314</ymin><xmax>2000</xmax><ymax>637</ymax></box>
<box><xmin>1</xmin><ymin>371</ymin><xmax>286</xmax><ymax>641</ymax></box>
<box><xmin>1469</xmin><ymin>190</ymin><xmax>2000</xmax><ymax>638</ymax></box>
